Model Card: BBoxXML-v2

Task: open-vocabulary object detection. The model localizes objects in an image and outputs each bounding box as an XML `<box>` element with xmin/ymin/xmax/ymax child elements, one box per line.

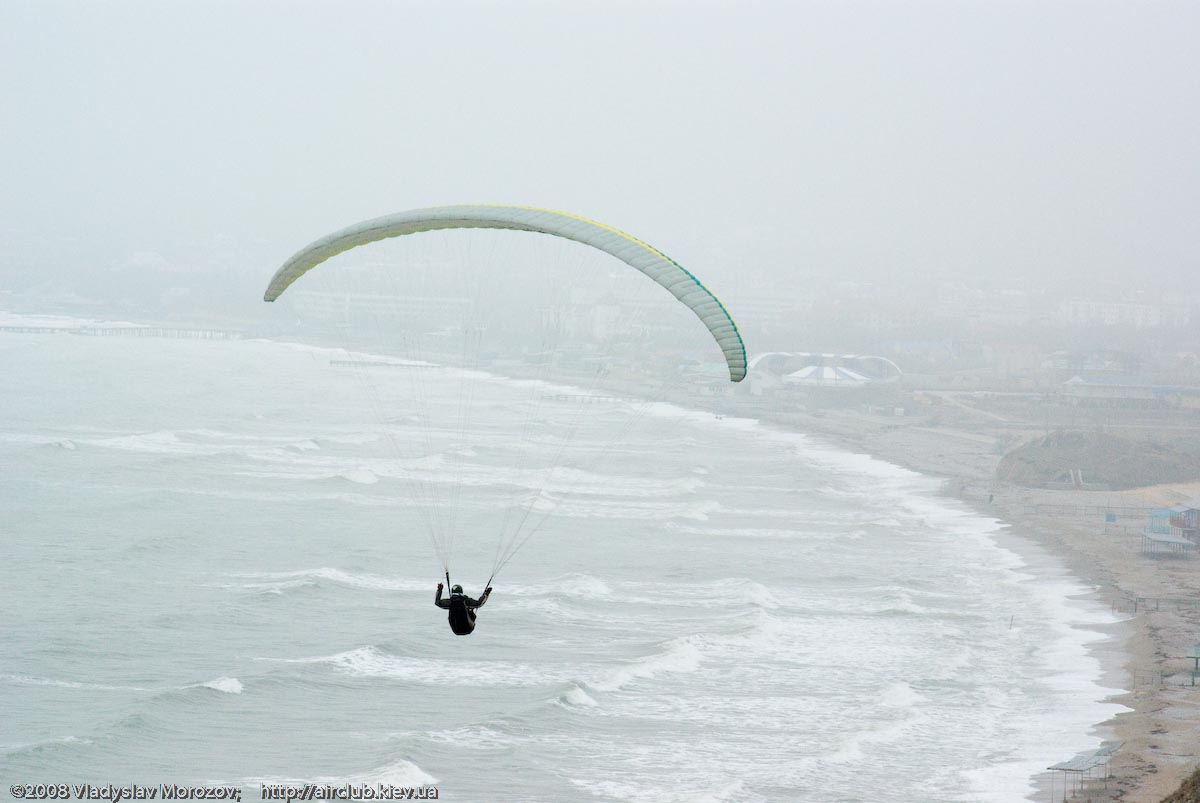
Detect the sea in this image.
<box><xmin>0</xmin><ymin>316</ymin><xmax>1127</xmax><ymax>803</ymax></box>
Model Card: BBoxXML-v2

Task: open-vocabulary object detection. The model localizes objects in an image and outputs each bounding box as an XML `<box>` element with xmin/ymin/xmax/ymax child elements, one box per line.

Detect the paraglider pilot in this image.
<box><xmin>435</xmin><ymin>581</ymin><xmax>492</xmax><ymax>636</ymax></box>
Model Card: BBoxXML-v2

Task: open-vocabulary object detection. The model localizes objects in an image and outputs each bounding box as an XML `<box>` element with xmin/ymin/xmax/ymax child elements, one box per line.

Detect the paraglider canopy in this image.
<box><xmin>263</xmin><ymin>204</ymin><xmax>746</xmax><ymax>382</ymax></box>
<box><xmin>262</xmin><ymin>204</ymin><xmax>749</xmax><ymax>588</ymax></box>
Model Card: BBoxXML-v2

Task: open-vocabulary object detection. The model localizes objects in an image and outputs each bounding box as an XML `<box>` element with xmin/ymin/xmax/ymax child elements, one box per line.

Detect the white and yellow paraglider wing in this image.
<box><xmin>262</xmin><ymin>205</ymin><xmax>747</xmax><ymax>382</ymax></box>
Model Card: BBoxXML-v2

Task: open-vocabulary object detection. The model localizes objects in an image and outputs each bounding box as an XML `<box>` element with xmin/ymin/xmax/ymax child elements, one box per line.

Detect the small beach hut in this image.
<box><xmin>1169</xmin><ymin>499</ymin><xmax>1200</xmax><ymax>544</ymax></box>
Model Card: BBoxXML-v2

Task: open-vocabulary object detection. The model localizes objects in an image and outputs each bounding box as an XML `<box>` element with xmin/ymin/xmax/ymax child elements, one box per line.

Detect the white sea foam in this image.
<box><xmin>236</xmin><ymin>450</ymin><xmax>703</xmax><ymax>500</ymax></box>
<box><xmin>234</xmin><ymin>577</ymin><xmax>318</xmax><ymax>594</ymax></box>
<box><xmin>614</xmin><ymin>577</ymin><xmax>781</xmax><ymax>611</ymax></box>
<box><xmin>319</xmin><ymin>432</ymin><xmax>381</xmax><ymax>446</ymax></box>
<box><xmin>515</xmin><ymin>496</ymin><xmax>722</xmax><ymax>522</ymax></box>
<box><xmin>275</xmin><ymin>646</ymin><xmax>571</xmax><ymax>687</ymax></box>
<box><xmin>666</xmin><ymin>523</ymin><xmax>809</xmax><ymax>541</ymax></box>
<box><xmin>90</xmin><ymin>430</ymin><xmax>190</xmax><ymax>454</ymax></box>
<box><xmin>339</xmin><ymin>468</ymin><xmax>379</xmax><ymax>484</ymax></box>
<box><xmin>0</xmin><ymin>311</ymin><xmax>110</xmax><ymax>329</ymax></box>
<box><xmin>360</xmin><ymin>760</ymin><xmax>437</xmax><ymax>787</ymax></box>
<box><xmin>0</xmin><ymin>674</ymin><xmax>147</xmax><ymax>692</ymax></box>
<box><xmin>234</xmin><ymin>568</ymin><xmax>424</xmax><ymax>592</ymax></box>
<box><xmin>197</xmin><ymin>677</ymin><xmax>243</xmax><ymax>694</ymax></box>
<box><xmin>559</xmin><ymin>685</ymin><xmax>599</xmax><ymax>707</ymax></box>
<box><xmin>423</xmin><ymin>725</ymin><xmax>514</xmax><ymax>749</ymax></box>
<box><xmin>825</xmin><ymin>716</ymin><xmax>915</xmax><ymax>764</ymax></box>
<box><xmin>712</xmin><ymin>578</ymin><xmax>779</xmax><ymax>610</ymax></box>
<box><xmin>60</xmin><ymin>427</ymin><xmax>336</xmax><ymax>461</ymax></box>
<box><xmin>589</xmin><ymin>637</ymin><xmax>704</xmax><ymax>693</ymax></box>
<box><xmin>502</xmin><ymin>573</ymin><xmax>612</xmax><ymax>600</ymax></box>
<box><xmin>0</xmin><ymin>432</ymin><xmax>59</xmax><ymax>446</ymax></box>
<box><xmin>249</xmin><ymin>758</ymin><xmax>436</xmax><ymax>788</ymax></box>
<box><xmin>0</xmin><ymin>735</ymin><xmax>93</xmax><ymax>756</ymax></box>
<box><xmin>183</xmin><ymin>428</ymin><xmax>285</xmax><ymax>442</ymax></box>
<box><xmin>880</xmin><ymin>681</ymin><xmax>925</xmax><ymax>708</ymax></box>
<box><xmin>634</xmin><ymin>401</ymin><xmax>760</xmax><ymax>433</ymax></box>
<box><xmin>572</xmin><ymin>777</ymin><xmax>752</xmax><ymax>803</ymax></box>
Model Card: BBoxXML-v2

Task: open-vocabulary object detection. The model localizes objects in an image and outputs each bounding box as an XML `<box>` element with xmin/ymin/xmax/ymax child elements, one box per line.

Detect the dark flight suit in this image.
<box><xmin>435</xmin><ymin>586</ymin><xmax>491</xmax><ymax>635</ymax></box>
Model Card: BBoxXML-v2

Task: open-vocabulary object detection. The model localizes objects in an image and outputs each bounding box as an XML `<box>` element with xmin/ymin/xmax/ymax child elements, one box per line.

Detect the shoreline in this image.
<box><xmin>755</xmin><ymin>409</ymin><xmax>1135</xmax><ymax>802</ymax></box>
<box><xmin>975</xmin><ymin>525</ymin><xmax>1133</xmax><ymax>802</ymax></box>
<box><xmin>767</xmin><ymin>404</ymin><xmax>1200</xmax><ymax>803</ymax></box>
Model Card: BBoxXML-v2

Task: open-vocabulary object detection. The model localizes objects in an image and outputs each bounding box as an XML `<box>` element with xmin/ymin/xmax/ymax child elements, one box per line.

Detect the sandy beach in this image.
<box><xmin>768</xmin><ymin>404</ymin><xmax>1200</xmax><ymax>802</ymax></box>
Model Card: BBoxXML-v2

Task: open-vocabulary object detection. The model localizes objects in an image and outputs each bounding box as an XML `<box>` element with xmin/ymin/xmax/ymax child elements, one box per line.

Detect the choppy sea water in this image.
<box><xmin>0</xmin><ymin>324</ymin><xmax>1127</xmax><ymax>802</ymax></box>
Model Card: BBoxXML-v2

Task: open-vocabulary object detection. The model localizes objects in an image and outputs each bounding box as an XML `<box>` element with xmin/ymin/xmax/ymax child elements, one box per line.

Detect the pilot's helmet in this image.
<box><xmin>451</xmin><ymin>584</ymin><xmax>464</xmax><ymax>595</ymax></box>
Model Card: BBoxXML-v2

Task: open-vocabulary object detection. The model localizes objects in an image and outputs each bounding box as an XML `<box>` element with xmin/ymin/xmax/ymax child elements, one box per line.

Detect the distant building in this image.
<box><xmin>1058</xmin><ymin>298</ymin><xmax>1190</xmax><ymax>329</ymax></box>
<box><xmin>1043</xmin><ymin>349</ymin><xmax>1141</xmax><ymax>376</ymax></box>
<box><xmin>747</xmin><ymin>352</ymin><xmax>901</xmax><ymax>394</ymax></box>
<box><xmin>1170</xmin><ymin>500</ymin><xmax>1200</xmax><ymax>545</ymax></box>
<box><xmin>1061</xmin><ymin>374</ymin><xmax>1175</xmax><ymax>409</ymax></box>
<box><xmin>1176</xmin><ymin>388</ymin><xmax>1200</xmax><ymax>414</ymax></box>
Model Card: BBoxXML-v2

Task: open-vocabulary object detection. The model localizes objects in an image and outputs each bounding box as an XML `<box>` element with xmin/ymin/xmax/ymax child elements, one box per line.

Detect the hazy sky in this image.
<box><xmin>2</xmin><ymin>0</ymin><xmax>1197</xmax><ymax>299</ymax></box>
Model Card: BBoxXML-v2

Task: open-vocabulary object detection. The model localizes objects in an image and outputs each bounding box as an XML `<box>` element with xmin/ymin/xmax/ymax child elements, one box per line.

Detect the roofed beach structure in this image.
<box><xmin>1142</xmin><ymin>529</ymin><xmax>1196</xmax><ymax>557</ymax></box>
<box><xmin>1061</xmin><ymin>374</ymin><xmax>1180</xmax><ymax>410</ymax></box>
<box><xmin>1047</xmin><ymin>743</ymin><xmax>1122</xmax><ymax>801</ymax></box>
